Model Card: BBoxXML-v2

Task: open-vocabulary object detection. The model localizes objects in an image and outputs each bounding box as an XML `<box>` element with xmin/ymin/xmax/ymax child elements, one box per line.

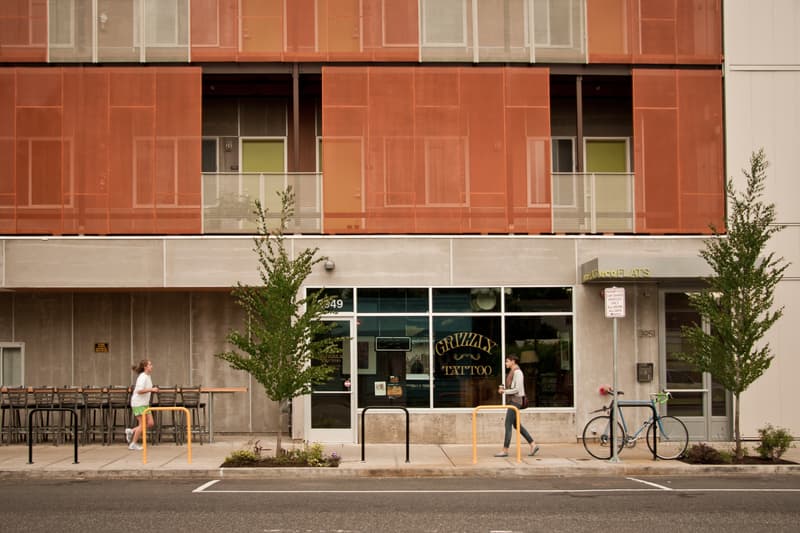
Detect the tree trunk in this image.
<box><xmin>734</xmin><ymin>392</ymin><xmax>742</xmax><ymax>460</ymax></box>
<box><xmin>275</xmin><ymin>399</ymin><xmax>285</xmax><ymax>455</ymax></box>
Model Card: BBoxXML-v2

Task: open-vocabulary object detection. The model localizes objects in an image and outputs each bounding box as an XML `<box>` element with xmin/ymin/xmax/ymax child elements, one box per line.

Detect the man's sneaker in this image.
<box><xmin>125</xmin><ymin>428</ymin><xmax>133</xmax><ymax>444</ymax></box>
<box><xmin>128</xmin><ymin>442</ymin><xmax>143</xmax><ymax>451</ymax></box>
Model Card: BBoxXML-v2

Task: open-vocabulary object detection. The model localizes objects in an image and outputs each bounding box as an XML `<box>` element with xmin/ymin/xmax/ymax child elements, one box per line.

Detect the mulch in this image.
<box><xmin>681</xmin><ymin>456</ymin><xmax>797</xmax><ymax>465</ymax></box>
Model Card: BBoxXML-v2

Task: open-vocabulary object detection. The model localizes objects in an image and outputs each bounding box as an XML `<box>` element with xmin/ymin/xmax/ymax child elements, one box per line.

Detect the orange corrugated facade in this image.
<box><xmin>0</xmin><ymin>0</ymin><xmax>47</xmax><ymax>62</ymax></box>
<box><xmin>632</xmin><ymin>69</ymin><xmax>724</xmax><ymax>234</ymax></box>
<box><xmin>587</xmin><ymin>0</ymin><xmax>722</xmax><ymax>64</ymax></box>
<box><xmin>0</xmin><ymin>67</ymin><xmax>201</xmax><ymax>235</ymax></box>
<box><xmin>322</xmin><ymin>67</ymin><xmax>551</xmax><ymax>235</ymax></box>
<box><xmin>191</xmin><ymin>0</ymin><xmax>419</xmax><ymax>62</ymax></box>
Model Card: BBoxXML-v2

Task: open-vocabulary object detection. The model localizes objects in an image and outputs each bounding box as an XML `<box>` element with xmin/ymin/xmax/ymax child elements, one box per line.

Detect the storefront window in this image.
<box><xmin>357</xmin><ymin>288</ymin><xmax>428</xmax><ymax>313</ymax></box>
<box><xmin>433</xmin><ymin>316</ymin><xmax>502</xmax><ymax>408</ymax></box>
<box><xmin>317</xmin><ymin>286</ymin><xmax>574</xmax><ymax>410</ymax></box>
<box><xmin>505</xmin><ymin>316</ymin><xmax>573</xmax><ymax>407</ymax></box>
<box><xmin>433</xmin><ymin>287</ymin><xmax>501</xmax><ymax>313</ymax></box>
<box><xmin>504</xmin><ymin>287</ymin><xmax>572</xmax><ymax>312</ymax></box>
<box><xmin>356</xmin><ymin>316</ymin><xmax>430</xmax><ymax>408</ymax></box>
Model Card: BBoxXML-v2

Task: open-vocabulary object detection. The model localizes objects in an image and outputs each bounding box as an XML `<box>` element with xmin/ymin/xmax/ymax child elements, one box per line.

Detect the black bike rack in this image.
<box><xmin>612</xmin><ymin>400</ymin><xmax>658</xmax><ymax>460</ymax></box>
<box><xmin>360</xmin><ymin>406</ymin><xmax>410</xmax><ymax>463</ymax></box>
<box><xmin>27</xmin><ymin>408</ymin><xmax>80</xmax><ymax>464</ymax></box>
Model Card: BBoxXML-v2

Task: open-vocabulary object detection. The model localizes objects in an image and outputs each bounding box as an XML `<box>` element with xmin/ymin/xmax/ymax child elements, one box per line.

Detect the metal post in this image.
<box><xmin>610</xmin><ymin>317</ymin><xmax>620</xmax><ymax>463</ymax></box>
<box><xmin>360</xmin><ymin>406</ymin><xmax>410</xmax><ymax>463</ymax></box>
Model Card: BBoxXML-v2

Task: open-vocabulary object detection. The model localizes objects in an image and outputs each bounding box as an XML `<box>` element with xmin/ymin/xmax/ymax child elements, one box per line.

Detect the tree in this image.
<box><xmin>679</xmin><ymin>149</ymin><xmax>789</xmax><ymax>460</ymax></box>
<box><xmin>216</xmin><ymin>188</ymin><xmax>343</xmax><ymax>454</ymax></box>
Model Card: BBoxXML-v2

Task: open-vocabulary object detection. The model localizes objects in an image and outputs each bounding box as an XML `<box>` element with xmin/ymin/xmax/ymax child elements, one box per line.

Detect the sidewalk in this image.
<box><xmin>1</xmin><ymin>437</ymin><xmax>798</xmax><ymax>480</ymax></box>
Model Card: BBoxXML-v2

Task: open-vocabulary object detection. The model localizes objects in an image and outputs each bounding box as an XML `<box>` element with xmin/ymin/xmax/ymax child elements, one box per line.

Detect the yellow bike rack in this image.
<box><xmin>472</xmin><ymin>405</ymin><xmax>521</xmax><ymax>464</ymax></box>
<box><xmin>141</xmin><ymin>406</ymin><xmax>192</xmax><ymax>464</ymax></box>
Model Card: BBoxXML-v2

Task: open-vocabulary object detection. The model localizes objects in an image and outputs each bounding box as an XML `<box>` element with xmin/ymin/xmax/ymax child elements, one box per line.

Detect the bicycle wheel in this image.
<box><xmin>646</xmin><ymin>415</ymin><xmax>689</xmax><ymax>459</ymax></box>
<box><xmin>582</xmin><ymin>415</ymin><xmax>626</xmax><ymax>460</ymax></box>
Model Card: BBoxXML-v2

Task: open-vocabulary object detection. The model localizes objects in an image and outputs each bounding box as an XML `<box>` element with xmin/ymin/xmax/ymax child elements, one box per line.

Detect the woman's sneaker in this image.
<box><xmin>128</xmin><ymin>442</ymin><xmax>143</xmax><ymax>451</ymax></box>
<box><xmin>125</xmin><ymin>428</ymin><xmax>133</xmax><ymax>444</ymax></box>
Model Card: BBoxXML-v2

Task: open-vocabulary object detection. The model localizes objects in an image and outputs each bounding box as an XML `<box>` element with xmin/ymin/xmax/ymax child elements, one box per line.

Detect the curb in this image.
<box><xmin>1</xmin><ymin>464</ymin><xmax>798</xmax><ymax>481</ymax></box>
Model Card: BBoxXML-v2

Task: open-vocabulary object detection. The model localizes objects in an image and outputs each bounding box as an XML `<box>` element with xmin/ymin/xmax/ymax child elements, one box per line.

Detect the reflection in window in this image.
<box><xmin>433</xmin><ymin>288</ymin><xmax>501</xmax><ymax>313</ymax></box>
<box><xmin>505</xmin><ymin>316</ymin><xmax>573</xmax><ymax>407</ymax></box>
<box><xmin>357</xmin><ymin>288</ymin><xmax>428</xmax><ymax>313</ymax></box>
<box><xmin>504</xmin><ymin>287</ymin><xmax>572</xmax><ymax>313</ymax></box>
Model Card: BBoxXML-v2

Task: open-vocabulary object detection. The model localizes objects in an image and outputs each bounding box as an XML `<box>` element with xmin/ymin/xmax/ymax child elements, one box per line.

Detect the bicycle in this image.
<box><xmin>582</xmin><ymin>389</ymin><xmax>689</xmax><ymax>460</ymax></box>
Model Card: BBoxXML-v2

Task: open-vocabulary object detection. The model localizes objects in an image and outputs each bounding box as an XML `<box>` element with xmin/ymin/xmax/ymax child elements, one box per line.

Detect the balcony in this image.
<box><xmin>202</xmin><ymin>173</ymin><xmax>322</xmax><ymax>235</ymax></box>
<box><xmin>551</xmin><ymin>172</ymin><xmax>635</xmax><ymax>234</ymax></box>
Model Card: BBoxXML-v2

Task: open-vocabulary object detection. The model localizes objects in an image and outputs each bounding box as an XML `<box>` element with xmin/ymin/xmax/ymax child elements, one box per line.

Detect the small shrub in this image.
<box><xmin>756</xmin><ymin>424</ymin><xmax>794</xmax><ymax>461</ymax></box>
<box><xmin>684</xmin><ymin>442</ymin><xmax>731</xmax><ymax>464</ymax></box>
<box><xmin>225</xmin><ymin>449</ymin><xmax>260</xmax><ymax>463</ymax></box>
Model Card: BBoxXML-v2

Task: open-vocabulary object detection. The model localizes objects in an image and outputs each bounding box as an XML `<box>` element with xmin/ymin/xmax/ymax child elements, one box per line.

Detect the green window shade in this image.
<box><xmin>241</xmin><ymin>140</ymin><xmax>285</xmax><ymax>172</ymax></box>
<box><xmin>585</xmin><ymin>140</ymin><xmax>627</xmax><ymax>172</ymax></box>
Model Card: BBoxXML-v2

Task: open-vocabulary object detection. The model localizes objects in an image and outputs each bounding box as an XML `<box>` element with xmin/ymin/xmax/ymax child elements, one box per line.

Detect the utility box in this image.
<box><xmin>637</xmin><ymin>362</ymin><xmax>654</xmax><ymax>383</ymax></box>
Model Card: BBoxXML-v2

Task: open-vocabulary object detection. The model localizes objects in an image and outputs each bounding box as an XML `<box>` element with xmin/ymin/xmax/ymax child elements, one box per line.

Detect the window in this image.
<box><xmin>134</xmin><ymin>0</ymin><xmax>186</xmax><ymax>47</ymax></box>
<box><xmin>202</xmin><ymin>138</ymin><xmax>218</xmax><ymax>173</ymax></box>
<box><xmin>551</xmin><ymin>137</ymin><xmax>576</xmax><ymax>208</ymax></box>
<box><xmin>49</xmin><ymin>0</ymin><xmax>75</xmax><ymax>48</ymax></box>
<box><xmin>318</xmin><ymin>286</ymin><xmax>574</xmax><ymax>409</ymax></box>
<box><xmin>552</xmin><ymin>137</ymin><xmax>575</xmax><ymax>173</ymax></box>
<box><xmin>422</xmin><ymin>0</ymin><xmax>468</xmax><ymax>46</ymax></box>
<box><xmin>0</xmin><ymin>344</ymin><xmax>24</xmax><ymax>386</ymax></box>
<box><xmin>534</xmin><ymin>0</ymin><xmax>574</xmax><ymax>47</ymax></box>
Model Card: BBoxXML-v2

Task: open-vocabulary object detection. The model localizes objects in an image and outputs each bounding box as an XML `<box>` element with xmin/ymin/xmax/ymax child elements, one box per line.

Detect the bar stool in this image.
<box><xmin>154</xmin><ymin>386</ymin><xmax>182</xmax><ymax>445</ymax></box>
<box><xmin>56</xmin><ymin>387</ymin><xmax>83</xmax><ymax>444</ymax></box>
<box><xmin>179</xmin><ymin>385</ymin><xmax>206</xmax><ymax>445</ymax></box>
<box><xmin>106</xmin><ymin>386</ymin><xmax>130</xmax><ymax>444</ymax></box>
<box><xmin>31</xmin><ymin>387</ymin><xmax>59</xmax><ymax>444</ymax></box>
<box><xmin>5</xmin><ymin>387</ymin><xmax>29</xmax><ymax>444</ymax></box>
<box><xmin>82</xmin><ymin>387</ymin><xmax>108</xmax><ymax>445</ymax></box>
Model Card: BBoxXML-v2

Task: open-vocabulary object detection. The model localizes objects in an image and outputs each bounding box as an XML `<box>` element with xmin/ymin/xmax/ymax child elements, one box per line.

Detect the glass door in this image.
<box><xmin>307</xmin><ymin>319</ymin><xmax>356</xmax><ymax>442</ymax></box>
<box><xmin>661</xmin><ymin>291</ymin><xmax>730</xmax><ymax>441</ymax></box>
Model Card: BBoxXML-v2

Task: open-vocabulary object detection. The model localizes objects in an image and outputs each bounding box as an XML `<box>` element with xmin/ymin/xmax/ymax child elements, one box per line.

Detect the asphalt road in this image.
<box><xmin>1</xmin><ymin>475</ymin><xmax>798</xmax><ymax>532</ymax></box>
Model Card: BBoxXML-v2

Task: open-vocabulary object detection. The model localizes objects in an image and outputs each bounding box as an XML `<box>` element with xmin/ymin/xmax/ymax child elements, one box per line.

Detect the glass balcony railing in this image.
<box><xmin>202</xmin><ymin>173</ymin><xmax>322</xmax><ymax>234</ymax></box>
<box><xmin>551</xmin><ymin>172</ymin><xmax>635</xmax><ymax>234</ymax></box>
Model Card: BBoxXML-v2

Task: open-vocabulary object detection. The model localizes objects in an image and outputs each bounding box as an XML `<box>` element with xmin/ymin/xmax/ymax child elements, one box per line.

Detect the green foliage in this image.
<box><xmin>283</xmin><ymin>442</ymin><xmax>341</xmax><ymax>467</ymax></box>
<box><xmin>683</xmin><ymin>443</ymin><xmax>731</xmax><ymax>464</ymax></box>
<box><xmin>215</xmin><ymin>188</ymin><xmax>345</xmax><ymax>452</ymax></box>
<box><xmin>756</xmin><ymin>424</ymin><xmax>794</xmax><ymax>461</ymax></box>
<box><xmin>222</xmin><ymin>441</ymin><xmax>341</xmax><ymax>468</ymax></box>
<box><xmin>224</xmin><ymin>449</ymin><xmax>260</xmax><ymax>463</ymax></box>
<box><xmin>678</xmin><ymin>149</ymin><xmax>789</xmax><ymax>459</ymax></box>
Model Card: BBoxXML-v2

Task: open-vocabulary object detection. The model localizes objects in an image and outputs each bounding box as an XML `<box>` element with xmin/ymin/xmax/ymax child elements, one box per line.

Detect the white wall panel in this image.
<box><xmin>724</xmin><ymin>0</ymin><xmax>800</xmax><ymax>66</ymax></box>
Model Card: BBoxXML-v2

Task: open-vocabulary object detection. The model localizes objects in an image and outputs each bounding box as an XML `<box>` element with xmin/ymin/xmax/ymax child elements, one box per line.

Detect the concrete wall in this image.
<box><xmin>0</xmin><ymin>235</ymin><xmax>717</xmax><ymax>442</ymax></box>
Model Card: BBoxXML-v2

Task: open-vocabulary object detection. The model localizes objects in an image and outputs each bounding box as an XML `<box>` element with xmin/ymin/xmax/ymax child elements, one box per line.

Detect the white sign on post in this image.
<box><xmin>604</xmin><ymin>287</ymin><xmax>626</xmax><ymax>318</ymax></box>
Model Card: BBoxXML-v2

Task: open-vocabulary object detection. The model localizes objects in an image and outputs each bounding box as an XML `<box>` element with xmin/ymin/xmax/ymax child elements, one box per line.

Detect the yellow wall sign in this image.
<box><xmin>94</xmin><ymin>342</ymin><xmax>109</xmax><ymax>353</ymax></box>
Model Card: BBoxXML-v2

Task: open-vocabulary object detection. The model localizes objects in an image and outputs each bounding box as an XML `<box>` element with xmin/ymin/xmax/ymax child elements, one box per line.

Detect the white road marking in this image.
<box><xmin>193</xmin><ymin>479</ymin><xmax>221</xmax><ymax>493</ymax></box>
<box><xmin>626</xmin><ymin>477</ymin><xmax>673</xmax><ymax>490</ymax></box>
<box><xmin>193</xmin><ymin>478</ymin><xmax>800</xmax><ymax>495</ymax></box>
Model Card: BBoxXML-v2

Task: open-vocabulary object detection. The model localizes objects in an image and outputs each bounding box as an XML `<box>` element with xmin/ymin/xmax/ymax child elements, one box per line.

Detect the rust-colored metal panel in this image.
<box><xmin>588</xmin><ymin>0</ymin><xmax>721</xmax><ymax>64</ymax></box>
<box><xmin>191</xmin><ymin>0</ymin><xmax>239</xmax><ymax>61</ymax></box>
<box><xmin>0</xmin><ymin>0</ymin><xmax>47</xmax><ymax>63</ymax></box>
<box><xmin>633</xmin><ymin>69</ymin><xmax>723</xmax><ymax>234</ymax></box>
<box><xmin>2</xmin><ymin>66</ymin><xmax>201</xmax><ymax>235</ymax></box>
<box><xmin>191</xmin><ymin>0</ymin><xmax>418</xmax><ymax>62</ymax></box>
<box><xmin>322</xmin><ymin>66</ymin><xmax>551</xmax><ymax>235</ymax></box>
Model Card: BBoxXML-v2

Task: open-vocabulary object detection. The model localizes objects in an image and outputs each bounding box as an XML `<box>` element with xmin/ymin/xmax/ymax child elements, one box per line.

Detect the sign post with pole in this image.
<box><xmin>604</xmin><ymin>286</ymin><xmax>625</xmax><ymax>463</ymax></box>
